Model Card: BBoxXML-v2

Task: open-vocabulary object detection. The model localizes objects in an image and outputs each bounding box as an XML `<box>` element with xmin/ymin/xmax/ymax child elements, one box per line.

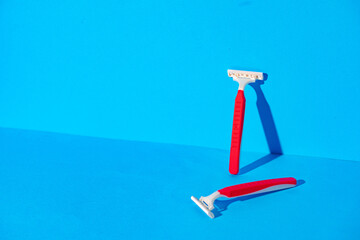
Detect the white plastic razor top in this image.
<box><xmin>191</xmin><ymin>196</ymin><xmax>215</xmax><ymax>219</ymax></box>
<box><xmin>228</xmin><ymin>69</ymin><xmax>264</xmax><ymax>90</ymax></box>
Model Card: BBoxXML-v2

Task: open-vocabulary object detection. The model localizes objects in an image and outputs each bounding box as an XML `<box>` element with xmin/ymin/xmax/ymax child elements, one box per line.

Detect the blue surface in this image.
<box><xmin>0</xmin><ymin>128</ymin><xmax>359</xmax><ymax>239</ymax></box>
<box><xmin>0</xmin><ymin>0</ymin><xmax>360</xmax><ymax>161</ymax></box>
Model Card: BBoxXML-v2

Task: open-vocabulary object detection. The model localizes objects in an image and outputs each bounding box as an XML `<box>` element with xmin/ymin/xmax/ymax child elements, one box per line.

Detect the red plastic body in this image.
<box><xmin>229</xmin><ymin>90</ymin><xmax>246</xmax><ymax>175</ymax></box>
<box><xmin>218</xmin><ymin>177</ymin><xmax>297</xmax><ymax>198</ymax></box>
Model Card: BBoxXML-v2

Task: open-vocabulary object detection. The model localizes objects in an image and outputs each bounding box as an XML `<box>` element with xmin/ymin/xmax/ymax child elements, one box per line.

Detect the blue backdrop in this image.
<box><xmin>1</xmin><ymin>0</ymin><xmax>359</xmax><ymax>161</ymax></box>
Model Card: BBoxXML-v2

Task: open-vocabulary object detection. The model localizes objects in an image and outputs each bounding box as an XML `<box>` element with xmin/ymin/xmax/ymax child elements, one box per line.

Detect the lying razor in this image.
<box><xmin>191</xmin><ymin>177</ymin><xmax>297</xmax><ymax>218</ymax></box>
<box><xmin>228</xmin><ymin>69</ymin><xmax>264</xmax><ymax>174</ymax></box>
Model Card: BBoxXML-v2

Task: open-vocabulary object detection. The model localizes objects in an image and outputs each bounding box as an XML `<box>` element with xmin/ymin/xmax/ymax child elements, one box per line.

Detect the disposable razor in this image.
<box><xmin>191</xmin><ymin>177</ymin><xmax>297</xmax><ymax>218</ymax></box>
<box><xmin>228</xmin><ymin>69</ymin><xmax>264</xmax><ymax>174</ymax></box>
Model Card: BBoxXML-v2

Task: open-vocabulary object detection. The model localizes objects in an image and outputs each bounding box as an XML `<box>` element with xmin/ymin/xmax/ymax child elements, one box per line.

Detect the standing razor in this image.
<box><xmin>191</xmin><ymin>177</ymin><xmax>297</xmax><ymax>218</ymax></box>
<box><xmin>228</xmin><ymin>69</ymin><xmax>264</xmax><ymax>175</ymax></box>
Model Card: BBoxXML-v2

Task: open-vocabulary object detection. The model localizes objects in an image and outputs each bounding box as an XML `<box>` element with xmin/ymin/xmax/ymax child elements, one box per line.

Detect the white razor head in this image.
<box><xmin>191</xmin><ymin>196</ymin><xmax>215</xmax><ymax>219</ymax></box>
<box><xmin>228</xmin><ymin>69</ymin><xmax>264</xmax><ymax>80</ymax></box>
<box><xmin>228</xmin><ymin>69</ymin><xmax>264</xmax><ymax>90</ymax></box>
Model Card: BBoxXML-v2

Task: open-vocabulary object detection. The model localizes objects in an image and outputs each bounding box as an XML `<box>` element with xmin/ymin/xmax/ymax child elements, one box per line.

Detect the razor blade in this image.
<box><xmin>228</xmin><ymin>69</ymin><xmax>264</xmax><ymax>90</ymax></box>
<box><xmin>191</xmin><ymin>196</ymin><xmax>215</xmax><ymax>219</ymax></box>
<box><xmin>228</xmin><ymin>69</ymin><xmax>264</xmax><ymax>80</ymax></box>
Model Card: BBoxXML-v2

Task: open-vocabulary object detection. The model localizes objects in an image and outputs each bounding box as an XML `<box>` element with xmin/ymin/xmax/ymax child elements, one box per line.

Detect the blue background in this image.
<box><xmin>1</xmin><ymin>0</ymin><xmax>360</xmax><ymax>161</ymax></box>
<box><xmin>0</xmin><ymin>128</ymin><xmax>359</xmax><ymax>239</ymax></box>
<box><xmin>1</xmin><ymin>1</ymin><xmax>360</xmax><ymax>239</ymax></box>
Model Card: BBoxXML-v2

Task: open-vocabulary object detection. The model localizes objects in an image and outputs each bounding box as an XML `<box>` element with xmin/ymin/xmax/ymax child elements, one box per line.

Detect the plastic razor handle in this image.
<box><xmin>218</xmin><ymin>177</ymin><xmax>297</xmax><ymax>198</ymax></box>
<box><xmin>229</xmin><ymin>90</ymin><xmax>246</xmax><ymax>175</ymax></box>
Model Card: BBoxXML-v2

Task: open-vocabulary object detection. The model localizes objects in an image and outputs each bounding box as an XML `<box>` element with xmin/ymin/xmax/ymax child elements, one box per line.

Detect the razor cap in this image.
<box><xmin>228</xmin><ymin>69</ymin><xmax>264</xmax><ymax>80</ymax></box>
<box><xmin>191</xmin><ymin>196</ymin><xmax>215</xmax><ymax>219</ymax></box>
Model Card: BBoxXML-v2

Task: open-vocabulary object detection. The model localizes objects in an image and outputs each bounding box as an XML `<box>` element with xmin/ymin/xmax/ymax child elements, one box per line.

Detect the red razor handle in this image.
<box><xmin>229</xmin><ymin>90</ymin><xmax>246</xmax><ymax>175</ymax></box>
<box><xmin>219</xmin><ymin>177</ymin><xmax>297</xmax><ymax>197</ymax></box>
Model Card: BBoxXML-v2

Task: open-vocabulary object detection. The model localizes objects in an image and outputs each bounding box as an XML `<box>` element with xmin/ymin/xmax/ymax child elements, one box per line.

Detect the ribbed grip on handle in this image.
<box><xmin>229</xmin><ymin>90</ymin><xmax>246</xmax><ymax>175</ymax></box>
<box><xmin>218</xmin><ymin>177</ymin><xmax>297</xmax><ymax>198</ymax></box>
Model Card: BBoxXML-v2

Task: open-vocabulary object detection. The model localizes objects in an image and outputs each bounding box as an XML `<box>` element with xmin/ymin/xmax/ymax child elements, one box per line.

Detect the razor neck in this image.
<box><xmin>200</xmin><ymin>191</ymin><xmax>223</xmax><ymax>211</ymax></box>
<box><xmin>235</xmin><ymin>77</ymin><xmax>256</xmax><ymax>90</ymax></box>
